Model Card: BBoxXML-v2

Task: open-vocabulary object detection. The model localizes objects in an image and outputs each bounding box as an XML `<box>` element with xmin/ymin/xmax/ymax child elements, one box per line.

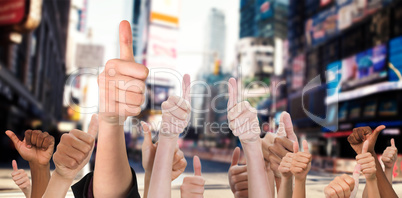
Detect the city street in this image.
<box><xmin>1</xmin><ymin>158</ymin><xmax>402</xmax><ymax>197</ymax></box>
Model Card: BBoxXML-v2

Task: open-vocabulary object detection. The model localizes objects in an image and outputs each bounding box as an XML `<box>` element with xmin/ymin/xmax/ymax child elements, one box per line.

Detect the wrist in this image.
<box><xmin>53</xmin><ymin>170</ymin><xmax>75</xmax><ymax>183</ymax></box>
<box><xmin>29</xmin><ymin>161</ymin><xmax>50</xmax><ymax>170</ymax></box>
<box><xmin>294</xmin><ymin>176</ymin><xmax>306</xmax><ymax>182</ymax></box>
<box><xmin>159</xmin><ymin>134</ymin><xmax>179</xmax><ymax>142</ymax></box>
<box><xmin>98</xmin><ymin>115</ymin><xmax>125</xmax><ymax>125</ymax></box>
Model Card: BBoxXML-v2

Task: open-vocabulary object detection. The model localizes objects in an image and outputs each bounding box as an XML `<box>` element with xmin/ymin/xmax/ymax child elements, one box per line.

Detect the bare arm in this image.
<box><xmin>148</xmin><ymin>136</ymin><xmax>178</xmax><ymax>198</ymax></box>
<box><xmin>227</xmin><ymin>78</ymin><xmax>271</xmax><ymax>198</ymax></box>
<box><xmin>291</xmin><ymin>141</ymin><xmax>311</xmax><ymax>198</ymax></box>
<box><xmin>147</xmin><ymin>75</ymin><xmax>191</xmax><ymax>198</ymax></box>
<box><xmin>242</xmin><ymin>139</ymin><xmax>271</xmax><ymax>198</ymax></box>
<box><xmin>93</xmin><ymin>120</ymin><xmax>133</xmax><ymax>198</ymax></box>
<box><xmin>94</xmin><ymin>20</ymin><xmax>149</xmax><ymax>198</ymax></box>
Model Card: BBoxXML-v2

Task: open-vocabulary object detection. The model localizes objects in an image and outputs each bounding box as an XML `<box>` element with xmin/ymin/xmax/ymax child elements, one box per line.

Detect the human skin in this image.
<box><xmin>228</xmin><ymin>147</ymin><xmax>248</xmax><ymax>198</ymax></box>
<box><xmin>141</xmin><ymin>121</ymin><xmax>187</xmax><ymax>198</ymax></box>
<box><xmin>94</xmin><ymin>20</ymin><xmax>149</xmax><ymax>198</ymax></box>
<box><xmin>356</xmin><ymin>141</ymin><xmax>380</xmax><ymax>198</ymax></box>
<box><xmin>324</xmin><ymin>174</ymin><xmax>355</xmax><ymax>198</ymax></box>
<box><xmin>43</xmin><ymin>114</ymin><xmax>98</xmax><ymax>198</ymax></box>
<box><xmin>348</xmin><ymin>125</ymin><xmax>398</xmax><ymax>198</ymax></box>
<box><xmin>6</xmin><ymin>130</ymin><xmax>54</xmax><ymax>198</ymax></box>
<box><xmin>11</xmin><ymin>160</ymin><xmax>31</xmax><ymax>198</ymax></box>
<box><xmin>262</xmin><ymin>112</ymin><xmax>297</xmax><ymax>193</ymax></box>
<box><xmin>363</xmin><ymin>138</ymin><xmax>398</xmax><ymax>198</ymax></box>
<box><xmin>278</xmin><ymin>152</ymin><xmax>294</xmax><ymax>198</ymax></box>
<box><xmin>227</xmin><ymin>78</ymin><xmax>272</xmax><ymax>198</ymax></box>
<box><xmin>180</xmin><ymin>156</ymin><xmax>205</xmax><ymax>198</ymax></box>
<box><xmin>290</xmin><ymin>140</ymin><xmax>312</xmax><ymax>198</ymax></box>
<box><xmin>147</xmin><ymin>74</ymin><xmax>191</xmax><ymax>198</ymax></box>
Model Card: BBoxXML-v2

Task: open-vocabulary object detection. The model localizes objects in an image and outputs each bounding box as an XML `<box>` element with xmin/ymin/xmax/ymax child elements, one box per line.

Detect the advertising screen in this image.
<box><xmin>363</xmin><ymin>100</ymin><xmax>377</xmax><ymax>117</ymax></box>
<box><xmin>291</xmin><ymin>54</ymin><xmax>306</xmax><ymax>90</ymax></box>
<box><xmin>305</xmin><ymin>6</ymin><xmax>338</xmax><ymax>46</ymax></box>
<box><xmin>378</xmin><ymin>98</ymin><xmax>398</xmax><ymax>116</ymax></box>
<box><xmin>341</xmin><ymin>44</ymin><xmax>387</xmax><ymax>91</ymax></box>
<box><xmin>389</xmin><ymin>36</ymin><xmax>402</xmax><ymax>81</ymax></box>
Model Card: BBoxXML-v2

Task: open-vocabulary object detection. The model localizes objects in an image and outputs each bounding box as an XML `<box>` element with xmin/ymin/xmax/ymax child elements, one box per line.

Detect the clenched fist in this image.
<box><xmin>98</xmin><ymin>20</ymin><xmax>149</xmax><ymax>124</ymax></box>
<box><xmin>348</xmin><ymin>125</ymin><xmax>385</xmax><ymax>154</ymax></box>
<box><xmin>356</xmin><ymin>140</ymin><xmax>376</xmax><ymax>180</ymax></box>
<box><xmin>290</xmin><ymin>140</ymin><xmax>312</xmax><ymax>181</ymax></box>
<box><xmin>53</xmin><ymin>115</ymin><xmax>98</xmax><ymax>180</ymax></box>
<box><xmin>228</xmin><ymin>147</ymin><xmax>248</xmax><ymax>198</ymax></box>
<box><xmin>227</xmin><ymin>78</ymin><xmax>260</xmax><ymax>142</ymax></box>
<box><xmin>382</xmin><ymin>138</ymin><xmax>398</xmax><ymax>169</ymax></box>
<box><xmin>6</xmin><ymin>130</ymin><xmax>55</xmax><ymax>166</ymax></box>
<box><xmin>278</xmin><ymin>152</ymin><xmax>295</xmax><ymax>178</ymax></box>
<box><xmin>160</xmin><ymin>74</ymin><xmax>191</xmax><ymax>137</ymax></box>
<box><xmin>11</xmin><ymin>160</ymin><xmax>31</xmax><ymax>198</ymax></box>
<box><xmin>180</xmin><ymin>156</ymin><xmax>205</xmax><ymax>198</ymax></box>
<box><xmin>324</xmin><ymin>174</ymin><xmax>356</xmax><ymax>198</ymax></box>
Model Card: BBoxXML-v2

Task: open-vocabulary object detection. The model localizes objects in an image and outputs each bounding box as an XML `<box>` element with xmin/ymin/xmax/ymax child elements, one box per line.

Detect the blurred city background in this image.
<box><xmin>0</xmin><ymin>0</ymin><xmax>401</xmax><ymax>197</ymax></box>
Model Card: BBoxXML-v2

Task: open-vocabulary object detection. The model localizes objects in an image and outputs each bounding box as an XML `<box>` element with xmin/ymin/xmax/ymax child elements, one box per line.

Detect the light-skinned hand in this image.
<box><xmin>278</xmin><ymin>152</ymin><xmax>295</xmax><ymax>179</ymax></box>
<box><xmin>356</xmin><ymin>140</ymin><xmax>377</xmax><ymax>181</ymax></box>
<box><xmin>53</xmin><ymin>114</ymin><xmax>98</xmax><ymax>180</ymax></box>
<box><xmin>6</xmin><ymin>130</ymin><xmax>54</xmax><ymax>166</ymax></box>
<box><xmin>160</xmin><ymin>74</ymin><xmax>191</xmax><ymax>137</ymax></box>
<box><xmin>141</xmin><ymin>121</ymin><xmax>187</xmax><ymax>180</ymax></box>
<box><xmin>324</xmin><ymin>174</ymin><xmax>356</xmax><ymax>198</ymax></box>
<box><xmin>228</xmin><ymin>147</ymin><xmax>248</xmax><ymax>198</ymax></box>
<box><xmin>290</xmin><ymin>140</ymin><xmax>312</xmax><ymax>181</ymax></box>
<box><xmin>180</xmin><ymin>156</ymin><xmax>205</xmax><ymax>198</ymax></box>
<box><xmin>98</xmin><ymin>20</ymin><xmax>149</xmax><ymax>124</ymax></box>
<box><xmin>381</xmin><ymin>138</ymin><xmax>398</xmax><ymax>169</ymax></box>
<box><xmin>227</xmin><ymin>78</ymin><xmax>260</xmax><ymax>142</ymax></box>
<box><xmin>11</xmin><ymin>160</ymin><xmax>31</xmax><ymax>197</ymax></box>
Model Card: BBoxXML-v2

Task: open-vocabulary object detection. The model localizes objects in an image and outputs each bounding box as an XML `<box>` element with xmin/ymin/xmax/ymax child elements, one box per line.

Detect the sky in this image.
<box><xmin>84</xmin><ymin>0</ymin><xmax>240</xmax><ymax>79</ymax></box>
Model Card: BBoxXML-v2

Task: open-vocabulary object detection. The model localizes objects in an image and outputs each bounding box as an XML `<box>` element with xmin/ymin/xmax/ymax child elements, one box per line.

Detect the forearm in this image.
<box><xmin>94</xmin><ymin>119</ymin><xmax>133</xmax><ymax>198</ymax></box>
<box><xmin>147</xmin><ymin>136</ymin><xmax>177</xmax><ymax>198</ymax></box>
<box><xmin>362</xmin><ymin>185</ymin><xmax>368</xmax><ymax>198</ymax></box>
<box><xmin>278</xmin><ymin>177</ymin><xmax>293</xmax><ymax>198</ymax></box>
<box><xmin>366</xmin><ymin>179</ymin><xmax>380</xmax><ymax>198</ymax></box>
<box><xmin>42</xmin><ymin>172</ymin><xmax>73</xmax><ymax>198</ymax></box>
<box><xmin>242</xmin><ymin>139</ymin><xmax>271</xmax><ymax>198</ymax></box>
<box><xmin>384</xmin><ymin>168</ymin><xmax>393</xmax><ymax>183</ymax></box>
<box><xmin>371</xmin><ymin>152</ymin><xmax>398</xmax><ymax>198</ymax></box>
<box><xmin>292</xmin><ymin>179</ymin><xmax>306</xmax><ymax>198</ymax></box>
<box><xmin>143</xmin><ymin>173</ymin><xmax>151</xmax><ymax>198</ymax></box>
<box><xmin>22</xmin><ymin>187</ymin><xmax>31</xmax><ymax>198</ymax></box>
<box><xmin>29</xmin><ymin>162</ymin><xmax>50</xmax><ymax>198</ymax></box>
<box><xmin>275</xmin><ymin>176</ymin><xmax>281</xmax><ymax>194</ymax></box>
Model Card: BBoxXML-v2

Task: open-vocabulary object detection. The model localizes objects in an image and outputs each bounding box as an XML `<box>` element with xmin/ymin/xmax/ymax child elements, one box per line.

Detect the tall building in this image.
<box><xmin>239</xmin><ymin>0</ymin><xmax>288</xmax><ymax>39</ymax></box>
<box><xmin>0</xmin><ymin>0</ymin><xmax>70</xmax><ymax>163</ymax></box>
<box><xmin>203</xmin><ymin>8</ymin><xmax>226</xmax><ymax>73</ymax></box>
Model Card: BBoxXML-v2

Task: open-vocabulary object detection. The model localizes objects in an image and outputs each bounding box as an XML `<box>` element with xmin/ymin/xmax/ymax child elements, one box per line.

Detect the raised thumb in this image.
<box><xmin>88</xmin><ymin>114</ymin><xmax>99</xmax><ymax>138</ymax></box>
<box><xmin>193</xmin><ymin>155</ymin><xmax>202</xmax><ymax>176</ymax></box>
<box><xmin>302</xmin><ymin>140</ymin><xmax>309</xmax><ymax>153</ymax></box>
<box><xmin>362</xmin><ymin>140</ymin><xmax>369</xmax><ymax>154</ymax></box>
<box><xmin>231</xmin><ymin>147</ymin><xmax>240</xmax><ymax>166</ymax></box>
<box><xmin>141</xmin><ymin>121</ymin><xmax>153</xmax><ymax>145</ymax></box>
<box><xmin>12</xmin><ymin>160</ymin><xmax>18</xmax><ymax>171</ymax></box>
<box><xmin>293</xmin><ymin>141</ymin><xmax>299</xmax><ymax>153</ymax></box>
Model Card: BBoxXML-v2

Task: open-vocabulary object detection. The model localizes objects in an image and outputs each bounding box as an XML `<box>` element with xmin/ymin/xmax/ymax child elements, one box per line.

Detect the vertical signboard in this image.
<box><xmin>0</xmin><ymin>0</ymin><xmax>26</xmax><ymax>26</ymax></box>
<box><xmin>150</xmin><ymin>0</ymin><xmax>180</xmax><ymax>28</ymax></box>
<box><xmin>146</xmin><ymin>25</ymin><xmax>178</xmax><ymax>70</ymax></box>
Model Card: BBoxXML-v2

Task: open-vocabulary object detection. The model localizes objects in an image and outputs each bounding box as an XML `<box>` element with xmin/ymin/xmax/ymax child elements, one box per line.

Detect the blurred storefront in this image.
<box><xmin>285</xmin><ymin>0</ymin><xmax>402</xmax><ymax>176</ymax></box>
<box><xmin>0</xmin><ymin>0</ymin><xmax>70</xmax><ymax>163</ymax></box>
